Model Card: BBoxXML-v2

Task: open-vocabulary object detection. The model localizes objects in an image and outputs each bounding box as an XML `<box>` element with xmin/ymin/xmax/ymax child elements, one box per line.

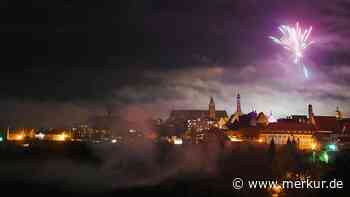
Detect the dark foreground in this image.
<box><xmin>0</xmin><ymin>141</ymin><xmax>349</xmax><ymax>197</ymax></box>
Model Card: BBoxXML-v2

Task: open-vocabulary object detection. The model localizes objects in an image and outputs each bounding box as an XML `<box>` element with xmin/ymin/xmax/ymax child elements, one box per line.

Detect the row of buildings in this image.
<box><xmin>0</xmin><ymin>111</ymin><xmax>147</xmax><ymax>144</ymax></box>
<box><xmin>160</xmin><ymin>93</ymin><xmax>350</xmax><ymax>150</ymax></box>
<box><xmin>1</xmin><ymin>93</ymin><xmax>349</xmax><ymax>150</ymax></box>
<box><xmin>1</xmin><ymin>126</ymin><xmax>112</xmax><ymax>143</ymax></box>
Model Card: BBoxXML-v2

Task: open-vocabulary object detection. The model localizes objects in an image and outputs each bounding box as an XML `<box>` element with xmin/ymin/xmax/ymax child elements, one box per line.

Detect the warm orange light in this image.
<box><xmin>16</xmin><ymin>134</ymin><xmax>24</xmax><ymax>141</ymax></box>
<box><xmin>310</xmin><ymin>143</ymin><xmax>317</xmax><ymax>150</ymax></box>
<box><xmin>272</xmin><ymin>184</ymin><xmax>283</xmax><ymax>193</ymax></box>
<box><xmin>257</xmin><ymin>138</ymin><xmax>263</xmax><ymax>143</ymax></box>
<box><xmin>169</xmin><ymin>136</ymin><xmax>183</xmax><ymax>145</ymax></box>
<box><xmin>228</xmin><ymin>136</ymin><xmax>243</xmax><ymax>142</ymax></box>
<box><xmin>173</xmin><ymin>138</ymin><xmax>183</xmax><ymax>145</ymax></box>
<box><xmin>54</xmin><ymin>133</ymin><xmax>68</xmax><ymax>141</ymax></box>
<box><xmin>60</xmin><ymin>133</ymin><xmax>66</xmax><ymax>141</ymax></box>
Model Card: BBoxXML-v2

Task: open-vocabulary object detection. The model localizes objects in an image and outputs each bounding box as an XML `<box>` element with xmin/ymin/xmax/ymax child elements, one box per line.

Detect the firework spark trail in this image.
<box><xmin>303</xmin><ymin>64</ymin><xmax>309</xmax><ymax>79</ymax></box>
<box><xmin>270</xmin><ymin>22</ymin><xmax>313</xmax><ymax>79</ymax></box>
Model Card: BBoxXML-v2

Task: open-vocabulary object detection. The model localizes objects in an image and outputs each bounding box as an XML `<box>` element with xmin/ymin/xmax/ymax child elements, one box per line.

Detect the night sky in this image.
<box><xmin>1</xmin><ymin>0</ymin><xmax>350</xmax><ymax>127</ymax></box>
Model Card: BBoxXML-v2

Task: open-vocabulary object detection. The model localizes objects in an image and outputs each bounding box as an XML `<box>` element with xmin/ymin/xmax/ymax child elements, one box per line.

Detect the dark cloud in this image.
<box><xmin>1</xmin><ymin>0</ymin><xmax>350</xmax><ymax>126</ymax></box>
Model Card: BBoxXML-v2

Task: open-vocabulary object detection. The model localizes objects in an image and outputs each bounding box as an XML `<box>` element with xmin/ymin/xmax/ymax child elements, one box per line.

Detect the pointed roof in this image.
<box><xmin>169</xmin><ymin>110</ymin><xmax>228</xmax><ymax>121</ymax></box>
<box><xmin>264</xmin><ymin>122</ymin><xmax>316</xmax><ymax>132</ymax></box>
<box><xmin>228</xmin><ymin>113</ymin><xmax>255</xmax><ymax>129</ymax></box>
<box><xmin>314</xmin><ymin>116</ymin><xmax>339</xmax><ymax>131</ymax></box>
<box><xmin>257</xmin><ymin>112</ymin><xmax>269</xmax><ymax>124</ymax></box>
<box><xmin>229</xmin><ymin>112</ymin><xmax>241</xmax><ymax>123</ymax></box>
<box><xmin>209</xmin><ymin>97</ymin><xmax>215</xmax><ymax>105</ymax></box>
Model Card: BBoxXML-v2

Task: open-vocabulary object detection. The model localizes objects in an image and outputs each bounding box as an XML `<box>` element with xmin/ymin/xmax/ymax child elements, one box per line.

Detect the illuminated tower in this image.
<box><xmin>236</xmin><ymin>92</ymin><xmax>242</xmax><ymax>114</ymax></box>
<box><xmin>308</xmin><ymin>104</ymin><xmax>316</xmax><ymax>125</ymax></box>
<box><xmin>336</xmin><ymin>106</ymin><xmax>343</xmax><ymax>120</ymax></box>
<box><xmin>229</xmin><ymin>92</ymin><xmax>243</xmax><ymax>123</ymax></box>
<box><xmin>209</xmin><ymin>97</ymin><xmax>216</xmax><ymax>120</ymax></box>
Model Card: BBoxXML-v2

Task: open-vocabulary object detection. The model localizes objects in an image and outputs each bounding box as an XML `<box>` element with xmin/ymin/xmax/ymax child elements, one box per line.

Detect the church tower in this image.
<box><xmin>209</xmin><ymin>97</ymin><xmax>216</xmax><ymax>120</ymax></box>
<box><xmin>236</xmin><ymin>92</ymin><xmax>242</xmax><ymax>114</ymax></box>
<box><xmin>308</xmin><ymin>104</ymin><xmax>316</xmax><ymax>125</ymax></box>
<box><xmin>336</xmin><ymin>106</ymin><xmax>343</xmax><ymax>120</ymax></box>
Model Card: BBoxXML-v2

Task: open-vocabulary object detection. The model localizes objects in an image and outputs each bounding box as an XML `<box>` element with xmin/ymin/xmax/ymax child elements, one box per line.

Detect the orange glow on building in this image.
<box><xmin>225</xmin><ymin>130</ymin><xmax>243</xmax><ymax>142</ymax></box>
<box><xmin>228</xmin><ymin>135</ymin><xmax>243</xmax><ymax>142</ymax></box>
<box><xmin>44</xmin><ymin>129</ymin><xmax>71</xmax><ymax>142</ymax></box>
<box><xmin>310</xmin><ymin>142</ymin><xmax>318</xmax><ymax>150</ymax></box>
<box><xmin>15</xmin><ymin>134</ymin><xmax>24</xmax><ymax>141</ymax></box>
<box><xmin>6</xmin><ymin>128</ymin><xmax>36</xmax><ymax>141</ymax></box>
<box><xmin>168</xmin><ymin>136</ymin><xmax>183</xmax><ymax>145</ymax></box>
<box><xmin>50</xmin><ymin>132</ymin><xmax>69</xmax><ymax>141</ymax></box>
<box><xmin>173</xmin><ymin>138</ymin><xmax>183</xmax><ymax>145</ymax></box>
<box><xmin>259</xmin><ymin>133</ymin><xmax>318</xmax><ymax>150</ymax></box>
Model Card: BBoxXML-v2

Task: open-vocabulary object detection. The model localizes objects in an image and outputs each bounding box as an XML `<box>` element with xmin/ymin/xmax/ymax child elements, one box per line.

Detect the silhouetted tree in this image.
<box><xmin>267</xmin><ymin>138</ymin><xmax>276</xmax><ymax>162</ymax></box>
<box><xmin>267</xmin><ymin>138</ymin><xmax>280</xmax><ymax>178</ymax></box>
<box><xmin>280</xmin><ymin>137</ymin><xmax>303</xmax><ymax>176</ymax></box>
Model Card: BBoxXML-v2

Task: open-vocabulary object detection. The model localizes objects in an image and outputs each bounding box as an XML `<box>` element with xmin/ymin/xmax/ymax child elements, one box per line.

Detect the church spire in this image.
<box><xmin>336</xmin><ymin>106</ymin><xmax>343</xmax><ymax>120</ymax></box>
<box><xmin>210</xmin><ymin>96</ymin><xmax>214</xmax><ymax>105</ymax></box>
<box><xmin>308</xmin><ymin>104</ymin><xmax>316</xmax><ymax>125</ymax></box>
<box><xmin>209</xmin><ymin>97</ymin><xmax>216</xmax><ymax>120</ymax></box>
<box><xmin>236</xmin><ymin>91</ymin><xmax>242</xmax><ymax>114</ymax></box>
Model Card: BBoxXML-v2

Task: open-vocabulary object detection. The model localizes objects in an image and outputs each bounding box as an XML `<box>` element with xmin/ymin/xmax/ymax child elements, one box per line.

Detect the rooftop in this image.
<box><xmin>169</xmin><ymin>110</ymin><xmax>228</xmax><ymax>121</ymax></box>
